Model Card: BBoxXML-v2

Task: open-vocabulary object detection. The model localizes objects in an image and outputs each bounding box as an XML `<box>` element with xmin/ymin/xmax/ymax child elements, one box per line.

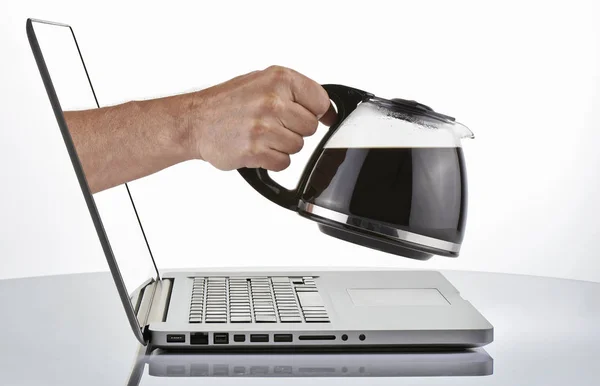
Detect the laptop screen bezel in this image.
<box><xmin>26</xmin><ymin>18</ymin><xmax>160</xmax><ymax>345</ymax></box>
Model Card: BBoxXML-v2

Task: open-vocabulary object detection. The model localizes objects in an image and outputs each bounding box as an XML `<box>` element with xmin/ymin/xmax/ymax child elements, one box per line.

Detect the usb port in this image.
<box><xmin>250</xmin><ymin>334</ymin><xmax>269</xmax><ymax>343</ymax></box>
<box><xmin>166</xmin><ymin>334</ymin><xmax>186</xmax><ymax>343</ymax></box>
<box><xmin>250</xmin><ymin>366</ymin><xmax>269</xmax><ymax>375</ymax></box>
<box><xmin>214</xmin><ymin>333</ymin><xmax>229</xmax><ymax>344</ymax></box>
<box><xmin>274</xmin><ymin>334</ymin><xmax>293</xmax><ymax>342</ymax></box>
<box><xmin>233</xmin><ymin>366</ymin><xmax>246</xmax><ymax>375</ymax></box>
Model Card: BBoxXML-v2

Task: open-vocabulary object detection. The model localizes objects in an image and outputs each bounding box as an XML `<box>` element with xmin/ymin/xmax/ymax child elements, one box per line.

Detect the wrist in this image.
<box><xmin>146</xmin><ymin>91</ymin><xmax>204</xmax><ymax>163</ymax></box>
<box><xmin>132</xmin><ymin>94</ymin><xmax>200</xmax><ymax>165</ymax></box>
<box><xmin>178</xmin><ymin>91</ymin><xmax>205</xmax><ymax>162</ymax></box>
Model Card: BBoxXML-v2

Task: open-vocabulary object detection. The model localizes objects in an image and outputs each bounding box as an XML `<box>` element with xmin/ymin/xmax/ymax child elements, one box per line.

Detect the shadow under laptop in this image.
<box><xmin>127</xmin><ymin>346</ymin><xmax>493</xmax><ymax>384</ymax></box>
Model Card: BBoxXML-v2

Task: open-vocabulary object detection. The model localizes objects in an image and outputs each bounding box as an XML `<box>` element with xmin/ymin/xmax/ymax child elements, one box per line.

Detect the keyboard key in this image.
<box><xmin>301</xmin><ymin>306</ymin><xmax>326</xmax><ymax>311</ymax></box>
<box><xmin>303</xmin><ymin>314</ymin><xmax>328</xmax><ymax>318</ymax></box>
<box><xmin>305</xmin><ymin>317</ymin><xmax>330</xmax><ymax>323</ymax></box>
<box><xmin>256</xmin><ymin>315</ymin><xmax>277</xmax><ymax>322</ymax></box>
<box><xmin>302</xmin><ymin>308</ymin><xmax>327</xmax><ymax>313</ymax></box>
<box><xmin>230</xmin><ymin>317</ymin><xmax>252</xmax><ymax>323</ymax></box>
<box><xmin>297</xmin><ymin>292</ymin><xmax>325</xmax><ymax>308</ymax></box>
<box><xmin>280</xmin><ymin>317</ymin><xmax>302</xmax><ymax>323</ymax></box>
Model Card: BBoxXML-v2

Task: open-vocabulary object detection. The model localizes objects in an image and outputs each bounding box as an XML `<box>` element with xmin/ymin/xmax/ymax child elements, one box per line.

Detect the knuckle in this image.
<box><xmin>249</xmin><ymin>120</ymin><xmax>267</xmax><ymax>140</ymax></box>
<box><xmin>266</xmin><ymin>65</ymin><xmax>290</xmax><ymax>83</ymax></box>
<box><xmin>242</xmin><ymin>140</ymin><xmax>259</xmax><ymax>159</ymax></box>
<box><xmin>260</xmin><ymin>93</ymin><xmax>282</xmax><ymax>113</ymax></box>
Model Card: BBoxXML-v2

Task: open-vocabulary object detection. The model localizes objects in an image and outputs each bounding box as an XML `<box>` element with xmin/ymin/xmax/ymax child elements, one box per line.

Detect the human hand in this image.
<box><xmin>186</xmin><ymin>65</ymin><xmax>336</xmax><ymax>171</ymax></box>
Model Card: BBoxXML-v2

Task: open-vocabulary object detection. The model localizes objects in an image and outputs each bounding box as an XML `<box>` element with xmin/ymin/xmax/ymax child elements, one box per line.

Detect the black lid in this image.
<box><xmin>373</xmin><ymin>96</ymin><xmax>456</xmax><ymax>122</ymax></box>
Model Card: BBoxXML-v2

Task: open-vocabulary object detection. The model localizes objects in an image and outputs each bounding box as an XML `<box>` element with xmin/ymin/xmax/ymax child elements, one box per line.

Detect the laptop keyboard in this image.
<box><xmin>188</xmin><ymin>276</ymin><xmax>330</xmax><ymax>324</ymax></box>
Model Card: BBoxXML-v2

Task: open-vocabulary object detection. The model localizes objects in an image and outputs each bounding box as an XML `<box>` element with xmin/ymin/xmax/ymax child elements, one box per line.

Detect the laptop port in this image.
<box><xmin>250</xmin><ymin>334</ymin><xmax>269</xmax><ymax>343</ymax></box>
<box><xmin>190</xmin><ymin>332</ymin><xmax>209</xmax><ymax>345</ymax></box>
<box><xmin>233</xmin><ymin>366</ymin><xmax>246</xmax><ymax>375</ymax></box>
<box><xmin>274</xmin><ymin>334</ymin><xmax>293</xmax><ymax>342</ymax></box>
<box><xmin>214</xmin><ymin>333</ymin><xmax>229</xmax><ymax>344</ymax></box>
<box><xmin>191</xmin><ymin>364</ymin><xmax>209</xmax><ymax>376</ymax></box>
<box><xmin>274</xmin><ymin>366</ymin><xmax>293</xmax><ymax>374</ymax></box>
<box><xmin>298</xmin><ymin>335</ymin><xmax>336</xmax><ymax>341</ymax></box>
<box><xmin>213</xmin><ymin>364</ymin><xmax>229</xmax><ymax>376</ymax></box>
<box><xmin>250</xmin><ymin>366</ymin><xmax>269</xmax><ymax>375</ymax></box>
<box><xmin>233</xmin><ymin>334</ymin><xmax>246</xmax><ymax>342</ymax></box>
<box><xmin>166</xmin><ymin>334</ymin><xmax>186</xmax><ymax>343</ymax></box>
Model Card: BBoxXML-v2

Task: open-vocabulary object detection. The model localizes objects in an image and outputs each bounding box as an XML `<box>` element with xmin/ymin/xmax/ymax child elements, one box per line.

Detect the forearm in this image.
<box><xmin>62</xmin><ymin>66</ymin><xmax>331</xmax><ymax>194</ymax></box>
<box><xmin>64</xmin><ymin>92</ymin><xmax>197</xmax><ymax>193</ymax></box>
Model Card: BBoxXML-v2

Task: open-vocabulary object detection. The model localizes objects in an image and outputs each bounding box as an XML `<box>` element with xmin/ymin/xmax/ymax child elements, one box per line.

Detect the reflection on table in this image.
<box><xmin>127</xmin><ymin>346</ymin><xmax>493</xmax><ymax>384</ymax></box>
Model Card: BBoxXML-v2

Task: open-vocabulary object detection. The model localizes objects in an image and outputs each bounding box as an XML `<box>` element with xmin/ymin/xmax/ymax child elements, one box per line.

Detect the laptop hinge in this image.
<box><xmin>136</xmin><ymin>280</ymin><xmax>158</xmax><ymax>328</ymax></box>
<box><xmin>144</xmin><ymin>279</ymin><xmax>174</xmax><ymax>326</ymax></box>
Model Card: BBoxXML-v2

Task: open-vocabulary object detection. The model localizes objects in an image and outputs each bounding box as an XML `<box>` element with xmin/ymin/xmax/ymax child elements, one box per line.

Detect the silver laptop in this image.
<box><xmin>27</xmin><ymin>18</ymin><xmax>493</xmax><ymax>350</ymax></box>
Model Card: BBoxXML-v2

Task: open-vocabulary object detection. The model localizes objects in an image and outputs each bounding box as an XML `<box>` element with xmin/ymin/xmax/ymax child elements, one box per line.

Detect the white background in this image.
<box><xmin>1</xmin><ymin>0</ymin><xmax>600</xmax><ymax>283</ymax></box>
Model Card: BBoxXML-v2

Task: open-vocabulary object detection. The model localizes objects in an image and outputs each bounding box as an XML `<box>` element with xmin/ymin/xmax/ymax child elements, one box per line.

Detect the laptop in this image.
<box><xmin>26</xmin><ymin>18</ymin><xmax>494</xmax><ymax>350</ymax></box>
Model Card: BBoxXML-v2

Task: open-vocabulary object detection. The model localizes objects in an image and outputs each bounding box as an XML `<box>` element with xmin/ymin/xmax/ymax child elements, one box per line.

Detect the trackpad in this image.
<box><xmin>347</xmin><ymin>289</ymin><xmax>450</xmax><ymax>306</ymax></box>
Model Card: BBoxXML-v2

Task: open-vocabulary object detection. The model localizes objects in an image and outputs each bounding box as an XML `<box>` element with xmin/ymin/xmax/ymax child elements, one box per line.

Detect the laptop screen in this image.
<box><xmin>31</xmin><ymin>22</ymin><xmax>159</xmax><ymax>300</ymax></box>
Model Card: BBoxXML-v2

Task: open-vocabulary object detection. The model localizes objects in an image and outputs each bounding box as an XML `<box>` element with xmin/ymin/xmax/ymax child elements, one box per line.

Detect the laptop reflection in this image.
<box><xmin>127</xmin><ymin>347</ymin><xmax>493</xmax><ymax>384</ymax></box>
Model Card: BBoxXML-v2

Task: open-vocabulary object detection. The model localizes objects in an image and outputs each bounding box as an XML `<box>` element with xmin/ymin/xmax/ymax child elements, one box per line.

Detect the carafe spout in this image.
<box><xmin>454</xmin><ymin>122</ymin><xmax>475</xmax><ymax>139</ymax></box>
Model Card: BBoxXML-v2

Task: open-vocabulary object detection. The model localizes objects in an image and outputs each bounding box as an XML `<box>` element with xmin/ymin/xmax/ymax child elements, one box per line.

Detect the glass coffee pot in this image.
<box><xmin>238</xmin><ymin>84</ymin><xmax>474</xmax><ymax>260</ymax></box>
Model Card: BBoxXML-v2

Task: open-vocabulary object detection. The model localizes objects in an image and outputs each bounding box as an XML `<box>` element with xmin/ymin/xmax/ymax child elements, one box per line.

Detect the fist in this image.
<box><xmin>188</xmin><ymin>65</ymin><xmax>335</xmax><ymax>171</ymax></box>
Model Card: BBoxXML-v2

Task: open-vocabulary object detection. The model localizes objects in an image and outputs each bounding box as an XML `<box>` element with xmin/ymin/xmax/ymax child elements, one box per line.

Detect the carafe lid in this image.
<box><xmin>372</xmin><ymin>96</ymin><xmax>456</xmax><ymax>123</ymax></box>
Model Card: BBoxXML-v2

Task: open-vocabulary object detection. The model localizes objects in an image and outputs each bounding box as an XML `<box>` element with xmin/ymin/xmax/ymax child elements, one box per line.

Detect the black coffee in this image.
<box><xmin>301</xmin><ymin>147</ymin><xmax>467</xmax><ymax>243</ymax></box>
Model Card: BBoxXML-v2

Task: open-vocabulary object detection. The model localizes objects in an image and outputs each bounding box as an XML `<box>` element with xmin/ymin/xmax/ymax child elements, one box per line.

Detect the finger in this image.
<box><xmin>259</xmin><ymin>148</ymin><xmax>291</xmax><ymax>172</ymax></box>
<box><xmin>285</xmin><ymin>69</ymin><xmax>331</xmax><ymax>119</ymax></box>
<box><xmin>279</xmin><ymin>102</ymin><xmax>319</xmax><ymax>137</ymax></box>
<box><xmin>319</xmin><ymin>102</ymin><xmax>338</xmax><ymax>127</ymax></box>
<box><xmin>266</xmin><ymin>125</ymin><xmax>304</xmax><ymax>155</ymax></box>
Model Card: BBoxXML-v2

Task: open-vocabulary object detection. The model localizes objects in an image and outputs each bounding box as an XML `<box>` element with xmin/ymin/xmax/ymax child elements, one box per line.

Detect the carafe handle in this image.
<box><xmin>237</xmin><ymin>84</ymin><xmax>371</xmax><ymax>211</ymax></box>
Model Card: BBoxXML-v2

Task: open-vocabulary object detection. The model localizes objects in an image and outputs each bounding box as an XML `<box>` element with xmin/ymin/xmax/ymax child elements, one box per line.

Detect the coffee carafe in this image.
<box><xmin>238</xmin><ymin>84</ymin><xmax>474</xmax><ymax>260</ymax></box>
